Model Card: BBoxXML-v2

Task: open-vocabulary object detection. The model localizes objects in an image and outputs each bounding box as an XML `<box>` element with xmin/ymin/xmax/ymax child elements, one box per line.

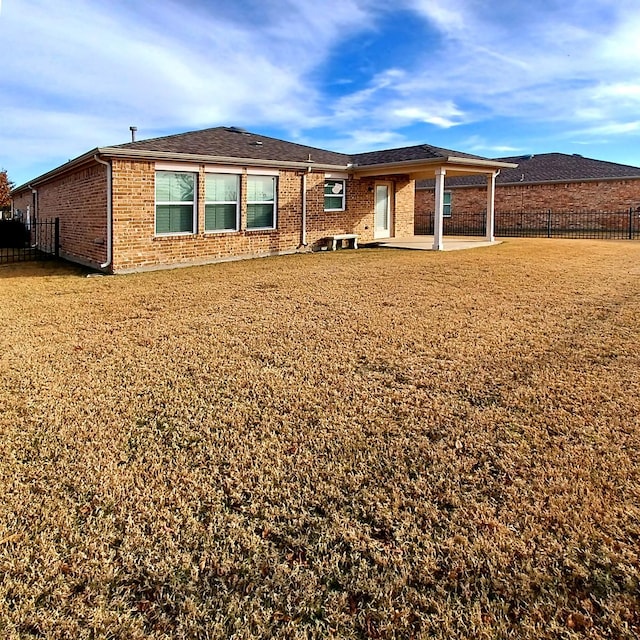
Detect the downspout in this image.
<box><xmin>28</xmin><ymin>185</ymin><xmax>37</xmax><ymax>228</ymax></box>
<box><xmin>301</xmin><ymin>166</ymin><xmax>311</xmax><ymax>247</ymax></box>
<box><xmin>94</xmin><ymin>154</ymin><xmax>112</xmax><ymax>270</ymax></box>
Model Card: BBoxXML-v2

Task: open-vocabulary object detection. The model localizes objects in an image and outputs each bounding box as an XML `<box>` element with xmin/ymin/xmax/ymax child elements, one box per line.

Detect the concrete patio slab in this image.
<box><xmin>371</xmin><ymin>236</ymin><xmax>502</xmax><ymax>251</ymax></box>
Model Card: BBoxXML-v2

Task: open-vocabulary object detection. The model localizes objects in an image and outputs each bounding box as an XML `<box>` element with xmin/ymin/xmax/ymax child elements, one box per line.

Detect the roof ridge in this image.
<box><xmin>109</xmin><ymin>125</ymin><xmax>227</xmax><ymax>149</ymax></box>
<box><xmin>111</xmin><ymin>125</ymin><xmax>351</xmax><ymax>160</ymax></box>
<box><xmin>352</xmin><ymin>141</ymin><xmax>483</xmax><ymax>158</ymax></box>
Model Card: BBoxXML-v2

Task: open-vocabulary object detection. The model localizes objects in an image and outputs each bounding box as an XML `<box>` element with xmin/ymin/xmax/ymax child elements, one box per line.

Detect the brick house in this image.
<box><xmin>11</xmin><ymin>126</ymin><xmax>512</xmax><ymax>272</ymax></box>
<box><xmin>416</xmin><ymin>153</ymin><xmax>640</xmax><ymax>232</ymax></box>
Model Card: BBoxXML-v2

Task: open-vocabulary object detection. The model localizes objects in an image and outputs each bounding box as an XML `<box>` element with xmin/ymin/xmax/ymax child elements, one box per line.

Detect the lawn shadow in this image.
<box><xmin>0</xmin><ymin>259</ymin><xmax>93</xmax><ymax>279</ymax></box>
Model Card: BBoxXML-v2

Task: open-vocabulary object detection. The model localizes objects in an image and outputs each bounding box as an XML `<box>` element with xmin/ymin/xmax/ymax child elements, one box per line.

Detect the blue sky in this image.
<box><xmin>2</xmin><ymin>0</ymin><xmax>640</xmax><ymax>186</ymax></box>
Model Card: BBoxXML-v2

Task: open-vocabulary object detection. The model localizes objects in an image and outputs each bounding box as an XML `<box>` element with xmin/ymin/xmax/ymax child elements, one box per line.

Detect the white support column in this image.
<box><xmin>432</xmin><ymin>167</ymin><xmax>446</xmax><ymax>250</ymax></box>
<box><xmin>485</xmin><ymin>171</ymin><xmax>497</xmax><ymax>242</ymax></box>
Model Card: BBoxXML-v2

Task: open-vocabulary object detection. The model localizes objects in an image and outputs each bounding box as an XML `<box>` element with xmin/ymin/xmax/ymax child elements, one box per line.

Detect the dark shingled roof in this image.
<box><xmin>109</xmin><ymin>126</ymin><xmax>350</xmax><ymax>166</ymax></box>
<box><xmin>417</xmin><ymin>152</ymin><xmax>640</xmax><ymax>188</ymax></box>
<box><xmin>108</xmin><ymin>126</ymin><xmax>489</xmax><ymax>168</ymax></box>
<box><xmin>351</xmin><ymin>143</ymin><xmax>487</xmax><ymax>166</ymax></box>
<box><xmin>13</xmin><ymin>126</ymin><xmax>508</xmax><ymax>193</ymax></box>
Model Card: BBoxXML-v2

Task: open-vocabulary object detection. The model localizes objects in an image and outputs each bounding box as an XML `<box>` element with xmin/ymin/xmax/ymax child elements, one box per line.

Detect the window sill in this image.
<box><xmin>204</xmin><ymin>229</ymin><xmax>240</xmax><ymax>235</ymax></box>
<box><xmin>154</xmin><ymin>232</ymin><xmax>196</xmax><ymax>238</ymax></box>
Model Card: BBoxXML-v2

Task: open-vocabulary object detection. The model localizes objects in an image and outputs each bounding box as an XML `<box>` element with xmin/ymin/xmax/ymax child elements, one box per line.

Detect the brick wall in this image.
<box><xmin>394</xmin><ymin>178</ymin><xmax>415</xmax><ymax>237</ymax></box>
<box><xmin>12</xmin><ymin>163</ymin><xmax>108</xmax><ymax>267</ymax></box>
<box><xmin>112</xmin><ymin>161</ymin><xmax>317</xmax><ymax>272</ymax></box>
<box><xmin>417</xmin><ymin>178</ymin><xmax>640</xmax><ymax>217</ymax></box>
<box><xmin>111</xmin><ymin>160</ymin><xmax>416</xmax><ymax>273</ymax></box>
<box><xmin>13</xmin><ymin>159</ymin><xmax>416</xmax><ymax>273</ymax></box>
<box><xmin>11</xmin><ymin>191</ymin><xmax>33</xmax><ymax>219</ymax></box>
<box><xmin>332</xmin><ymin>175</ymin><xmax>414</xmax><ymax>243</ymax></box>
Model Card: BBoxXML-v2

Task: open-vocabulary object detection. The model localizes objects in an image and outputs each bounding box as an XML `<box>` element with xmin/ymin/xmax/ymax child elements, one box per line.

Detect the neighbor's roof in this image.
<box><xmin>417</xmin><ymin>152</ymin><xmax>640</xmax><ymax>188</ymax></box>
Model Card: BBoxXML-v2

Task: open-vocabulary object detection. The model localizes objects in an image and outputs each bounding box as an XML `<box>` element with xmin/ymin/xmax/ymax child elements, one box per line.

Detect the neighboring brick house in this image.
<box><xmin>416</xmin><ymin>153</ymin><xmax>640</xmax><ymax>231</ymax></box>
<box><xmin>11</xmin><ymin>126</ymin><xmax>511</xmax><ymax>272</ymax></box>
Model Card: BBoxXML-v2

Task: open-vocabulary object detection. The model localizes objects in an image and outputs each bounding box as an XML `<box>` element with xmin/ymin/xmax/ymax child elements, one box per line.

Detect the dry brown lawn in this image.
<box><xmin>1</xmin><ymin>239</ymin><xmax>639</xmax><ymax>639</ymax></box>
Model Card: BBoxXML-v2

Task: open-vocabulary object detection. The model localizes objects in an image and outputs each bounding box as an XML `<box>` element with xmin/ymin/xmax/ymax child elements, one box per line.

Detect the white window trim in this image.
<box><xmin>324</xmin><ymin>172</ymin><xmax>348</xmax><ymax>179</ymax></box>
<box><xmin>155</xmin><ymin>162</ymin><xmax>200</xmax><ymax>172</ymax></box>
<box><xmin>324</xmin><ymin>178</ymin><xmax>346</xmax><ymax>212</ymax></box>
<box><xmin>443</xmin><ymin>190</ymin><xmax>452</xmax><ymax>218</ymax></box>
<box><xmin>204</xmin><ymin>173</ymin><xmax>240</xmax><ymax>233</ymax></box>
<box><xmin>246</xmin><ymin>175</ymin><xmax>277</xmax><ymax>231</ymax></box>
<box><xmin>247</xmin><ymin>167</ymin><xmax>279</xmax><ymax>176</ymax></box>
<box><xmin>154</xmin><ymin>171</ymin><xmax>198</xmax><ymax>236</ymax></box>
<box><xmin>204</xmin><ymin>165</ymin><xmax>243</xmax><ymax>175</ymax></box>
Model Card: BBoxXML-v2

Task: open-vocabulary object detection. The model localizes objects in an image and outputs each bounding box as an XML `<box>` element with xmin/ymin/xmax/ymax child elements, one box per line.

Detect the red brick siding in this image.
<box><xmin>11</xmin><ymin>191</ymin><xmax>33</xmax><ymax>218</ymax></box>
<box><xmin>112</xmin><ymin>162</ymin><xmax>308</xmax><ymax>272</ymax></box>
<box><xmin>333</xmin><ymin>175</ymin><xmax>414</xmax><ymax>243</ymax></box>
<box><xmin>417</xmin><ymin>179</ymin><xmax>640</xmax><ymax>216</ymax></box>
<box><xmin>394</xmin><ymin>179</ymin><xmax>415</xmax><ymax>238</ymax></box>
<box><xmin>111</xmin><ymin>160</ymin><xmax>416</xmax><ymax>272</ymax></box>
<box><xmin>12</xmin><ymin>164</ymin><xmax>108</xmax><ymax>267</ymax></box>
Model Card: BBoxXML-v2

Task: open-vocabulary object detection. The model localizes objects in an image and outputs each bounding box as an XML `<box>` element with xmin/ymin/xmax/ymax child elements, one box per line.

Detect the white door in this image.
<box><xmin>374</xmin><ymin>183</ymin><xmax>392</xmax><ymax>238</ymax></box>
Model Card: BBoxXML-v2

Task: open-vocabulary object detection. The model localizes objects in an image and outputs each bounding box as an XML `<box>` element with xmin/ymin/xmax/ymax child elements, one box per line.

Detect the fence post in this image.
<box><xmin>547</xmin><ymin>210</ymin><xmax>552</xmax><ymax>238</ymax></box>
<box><xmin>629</xmin><ymin>208</ymin><xmax>634</xmax><ymax>240</ymax></box>
<box><xmin>54</xmin><ymin>218</ymin><xmax>60</xmax><ymax>257</ymax></box>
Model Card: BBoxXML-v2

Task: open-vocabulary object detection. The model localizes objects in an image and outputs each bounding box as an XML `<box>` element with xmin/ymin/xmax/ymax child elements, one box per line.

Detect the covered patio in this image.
<box><xmin>352</xmin><ymin>154</ymin><xmax>517</xmax><ymax>250</ymax></box>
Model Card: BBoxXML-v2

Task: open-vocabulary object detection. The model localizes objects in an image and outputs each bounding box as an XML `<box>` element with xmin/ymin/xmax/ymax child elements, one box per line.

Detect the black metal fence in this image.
<box><xmin>415</xmin><ymin>212</ymin><xmax>486</xmax><ymax>236</ymax></box>
<box><xmin>0</xmin><ymin>218</ymin><xmax>60</xmax><ymax>265</ymax></box>
<box><xmin>415</xmin><ymin>209</ymin><xmax>640</xmax><ymax>239</ymax></box>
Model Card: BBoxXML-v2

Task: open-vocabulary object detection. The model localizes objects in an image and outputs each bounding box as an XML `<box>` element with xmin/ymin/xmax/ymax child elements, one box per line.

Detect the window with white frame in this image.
<box><xmin>443</xmin><ymin>191</ymin><xmax>452</xmax><ymax>217</ymax></box>
<box><xmin>205</xmin><ymin>173</ymin><xmax>239</xmax><ymax>232</ymax></box>
<box><xmin>155</xmin><ymin>171</ymin><xmax>196</xmax><ymax>234</ymax></box>
<box><xmin>246</xmin><ymin>175</ymin><xmax>277</xmax><ymax>229</ymax></box>
<box><xmin>324</xmin><ymin>179</ymin><xmax>345</xmax><ymax>211</ymax></box>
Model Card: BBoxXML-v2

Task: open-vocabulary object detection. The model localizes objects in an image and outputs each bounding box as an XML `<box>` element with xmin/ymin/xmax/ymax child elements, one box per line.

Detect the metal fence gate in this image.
<box><xmin>0</xmin><ymin>218</ymin><xmax>60</xmax><ymax>265</ymax></box>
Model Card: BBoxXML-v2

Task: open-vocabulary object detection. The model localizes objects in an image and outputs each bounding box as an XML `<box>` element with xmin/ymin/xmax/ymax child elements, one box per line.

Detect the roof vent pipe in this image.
<box><xmin>129</xmin><ymin>126</ymin><xmax>137</xmax><ymax>142</ymax></box>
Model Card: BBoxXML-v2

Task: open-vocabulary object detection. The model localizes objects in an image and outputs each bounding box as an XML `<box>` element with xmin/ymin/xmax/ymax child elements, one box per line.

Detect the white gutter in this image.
<box><xmin>29</xmin><ymin>185</ymin><xmax>37</xmax><ymax>228</ymax></box>
<box><xmin>93</xmin><ymin>155</ymin><xmax>112</xmax><ymax>270</ymax></box>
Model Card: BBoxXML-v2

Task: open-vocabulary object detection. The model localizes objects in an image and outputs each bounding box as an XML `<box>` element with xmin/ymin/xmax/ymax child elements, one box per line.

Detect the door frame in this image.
<box><xmin>374</xmin><ymin>181</ymin><xmax>393</xmax><ymax>239</ymax></box>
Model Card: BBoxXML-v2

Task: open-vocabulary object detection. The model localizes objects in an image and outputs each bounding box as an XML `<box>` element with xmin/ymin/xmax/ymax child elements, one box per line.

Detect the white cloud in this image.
<box><xmin>403</xmin><ymin>0</ymin><xmax>640</xmax><ymax>131</ymax></box>
<box><xmin>264</xmin><ymin>127</ymin><xmax>409</xmax><ymax>157</ymax></box>
<box><xmin>409</xmin><ymin>0</ymin><xmax>467</xmax><ymax>36</ymax></box>
<box><xmin>394</xmin><ymin>105</ymin><xmax>466</xmax><ymax>128</ymax></box>
<box><xmin>573</xmin><ymin>121</ymin><xmax>640</xmax><ymax>136</ymax></box>
<box><xmin>460</xmin><ymin>135</ymin><xmax>522</xmax><ymax>156</ymax></box>
<box><xmin>0</xmin><ymin>0</ymin><xmax>374</xmax><ymax>182</ymax></box>
<box><xmin>592</xmin><ymin>83</ymin><xmax>640</xmax><ymax>101</ymax></box>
